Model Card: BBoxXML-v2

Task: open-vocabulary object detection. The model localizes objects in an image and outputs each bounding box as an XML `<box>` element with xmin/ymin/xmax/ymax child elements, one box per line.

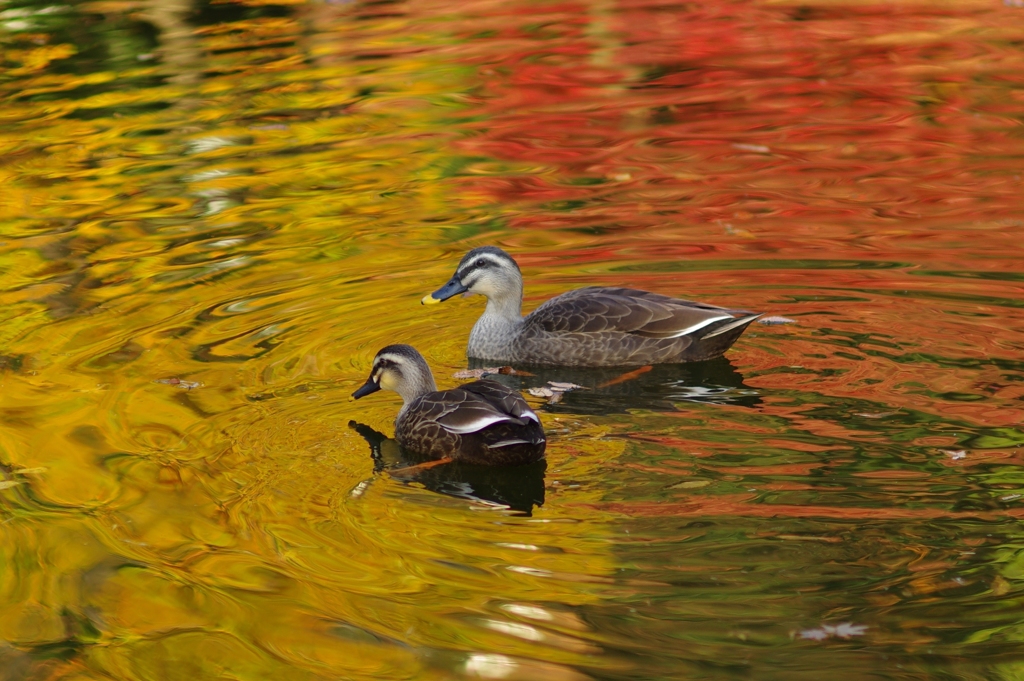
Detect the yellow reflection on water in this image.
<box><xmin>0</xmin><ymin>3</ymin><xmax>623</xmax><ymax>678</ymax></box>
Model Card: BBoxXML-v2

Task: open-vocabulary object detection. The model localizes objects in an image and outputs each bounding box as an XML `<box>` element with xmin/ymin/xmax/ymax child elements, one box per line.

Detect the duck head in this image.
<box><xmin>421</xmin><ymin>246</ymin><xmax>523</xmax><ymax>313</ymax></box>
<box><xmin>352</xmin><ymin>344</ymin><xmax>437</xmax><ymax>404</ymax></box>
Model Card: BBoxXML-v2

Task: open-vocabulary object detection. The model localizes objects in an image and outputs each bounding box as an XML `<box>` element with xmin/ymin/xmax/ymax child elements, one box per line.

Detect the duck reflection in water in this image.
<box><xmin>468</xmin><ymin>356</ymin><xmax>761</xmax><ymax>415</ymax></box>
<box><xmin>347</xmin><ymin>420</ymin><xmax>547</xmax><ymax>516</ymax></box>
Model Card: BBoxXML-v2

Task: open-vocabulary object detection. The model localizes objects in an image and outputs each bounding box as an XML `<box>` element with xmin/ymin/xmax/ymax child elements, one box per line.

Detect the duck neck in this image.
<box><xmin>469</xmin><ymin>292</ymin><xmax>521</xmax><ymax>349</ymax></box>
<box><xmin>397</xmin><ymin>371</ymin><xmax>437</xmax><ymax>406</ymax></box>
<box><xmin>482</xmin><ymin>280</ymin><xmax>524</xmax><ymax>326</ymax></box>
<box><xmin>483</xmin><ymin>272</ymin><xmax>524</xmax><ymax>323</ymax></box>
<box><xmin>467</xmin><ymin>277</ymin><xmax>525</xmax><ymax>359</ymax></box>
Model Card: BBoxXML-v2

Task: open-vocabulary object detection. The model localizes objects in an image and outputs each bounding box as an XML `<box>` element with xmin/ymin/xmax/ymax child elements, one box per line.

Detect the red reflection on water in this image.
<box><xmin>449</xmin><ymin>0</ymin><xmax>1024</xmax><ymax>232</ymax></box>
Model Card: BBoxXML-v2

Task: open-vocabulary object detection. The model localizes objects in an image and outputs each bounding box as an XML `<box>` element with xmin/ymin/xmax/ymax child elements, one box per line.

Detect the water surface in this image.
<box><xmin>2</xmin><ymin>0</ymin><xmax>1024</xmax><ymax>679</ymax></box>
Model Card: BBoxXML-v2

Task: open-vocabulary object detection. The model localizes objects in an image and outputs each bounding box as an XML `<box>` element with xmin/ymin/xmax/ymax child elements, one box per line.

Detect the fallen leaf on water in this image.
<box><xmin>758</xmin><ymin>316</ymin><xmax>797</xmax><ymax>325</ymax></box>
<box><xmin>0</xmin><ymin>481</ymin><xmax>23</xmax><ymax>490</ymax></box>
<box><xmin>454</xmin><ymin>366</ymin><xmax>535</xmax><ymax>379</ymax></box>
<box><xmin>548</xmin><ymin>381</ymin><xmax>586</xmax><ymax>391</ymax></box>
<box><xmin>854</xmin><ymin>411</ymin><xmax>899</xmax><ymax>419</ymax></box>
<box><xmin>945</xmin><ymin>450</ymin><xmax>967</xmax><ymax>461</ymax></box>
<box><xmin>527</xmin><ymin>386</ymin><xmax>567</xmax><ymax>404</ymax></box>
<box><xmin>733</xmin><ymin>143</ymin><xmax>771</xmax><ymax>153</ymax></box>
<box><xmin>798</xmin><ymin>623</ymin><xmax>867</xmax><ymax>641</ymax></box>
<box><xmin>463</xmin><ymin>652</ymin><xmax>593</xmax><ymax>681</ymax></box>
<box><xmin>155</xmin><ymin>378</ymin><xmax>201</xmax><ymax>390</ymax></box>
<box><xmin>669</xmin><ymin>479</ymin><xmax>711</xmax><ymax>489</ymax></box>
<box><xmin>833</xmin><ymin>623</ymin><xmax>868</xmax><ymax>638</ymax></box>
<box><xmin>527</xmin><ymin>381</ymin><xmax>586</xmax><ymax>404</ymax></box>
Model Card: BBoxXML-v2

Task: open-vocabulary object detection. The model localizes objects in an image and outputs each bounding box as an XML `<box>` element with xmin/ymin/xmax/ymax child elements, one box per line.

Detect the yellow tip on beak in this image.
<box><xmin>421</xmin><ymin>294</ymin><xmax>441</xmax><ymax>305</ymax></box>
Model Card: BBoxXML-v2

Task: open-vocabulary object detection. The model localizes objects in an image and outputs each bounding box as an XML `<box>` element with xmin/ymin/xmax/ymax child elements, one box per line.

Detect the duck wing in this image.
<box><xmin>461</xmin><ymin>380</ymin><xmax>541</xmax><ymax>423</ymax></box>
<box><xmin>528</xmin><ymin>286</ymin><xmax>752</xmax><ymax>340</ymax></box>
<box><xmin>420</xmin><ymin>380</ymin><xmax>538</xmax><ymax>435</ymax></box>
<box><xmin>460</xmin><ymin>380</ymin><xmax>546</xmax><ymax>450</ymax></box>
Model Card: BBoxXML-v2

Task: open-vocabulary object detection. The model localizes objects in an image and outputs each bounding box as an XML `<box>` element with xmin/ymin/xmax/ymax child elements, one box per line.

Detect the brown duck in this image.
<box><xmin>422</xmin><ymin>246</ymin><xmax>761</xmax><ymax>366</ymax></box>
<box><xmin>351</xmin><ymin>344</ymin><xmax>546</xmax><ymax>466</ymax></box>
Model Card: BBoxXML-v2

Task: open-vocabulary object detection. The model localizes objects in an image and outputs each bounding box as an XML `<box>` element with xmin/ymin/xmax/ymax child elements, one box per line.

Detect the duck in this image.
<box><xmin>421</xmin><ymin>246</ymin><xmax>761</xmax><ymax>367</ymax></box>
<box><xmin>351</xmin><ymin>344</ymin><xmax>546</xmax><ymax>466</ymax></box>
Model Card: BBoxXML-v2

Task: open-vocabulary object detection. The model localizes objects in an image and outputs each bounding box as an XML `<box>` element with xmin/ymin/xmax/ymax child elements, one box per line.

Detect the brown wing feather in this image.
<box><xmin>528</xmin><ymin>287</ymin><xmax>743</xmax><ymax>339</ymax></box>
<box><xmin>417</xmin><ymin>384</ymin><xmax>529</xmax><ymax>435</ymax></box>
<box><xmin>460</xmin><ymin>380</ymin><xmax>539</xmax><ymax>422</ymax></box>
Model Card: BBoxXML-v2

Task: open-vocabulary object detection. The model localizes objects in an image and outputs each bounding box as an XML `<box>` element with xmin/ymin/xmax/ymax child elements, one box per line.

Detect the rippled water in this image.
<box><xmin>2</xmin><ymin>0</ymin><xmax>1024</xmax><ymax>678</ymax></box>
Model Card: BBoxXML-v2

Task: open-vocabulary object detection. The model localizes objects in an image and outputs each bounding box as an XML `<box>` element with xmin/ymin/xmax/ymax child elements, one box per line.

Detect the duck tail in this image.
<box><xmin>488</xmin><ymin>435</ymin><xmax>546</xmax><ymax>448</ymax></box>
<box><xmin>700</xmin><ymin>313</ymin><xmax>762</xmax><ymax>339</ymax></box>
<box><xmin>488</xmin><ymin>438</ymin><xmax>531</xmax><ymax>448</ymax></box>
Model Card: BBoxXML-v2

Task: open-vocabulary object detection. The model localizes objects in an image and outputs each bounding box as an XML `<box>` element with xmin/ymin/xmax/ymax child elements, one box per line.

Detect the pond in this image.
<box><xmin>2</xmin><ymin>0</ymin><xmax>1024</xmax><ymax>678</ymax></box>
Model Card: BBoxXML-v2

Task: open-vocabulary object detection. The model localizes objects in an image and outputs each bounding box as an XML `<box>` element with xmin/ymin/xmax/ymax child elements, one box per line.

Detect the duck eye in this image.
<box><xmin>473</xmin><ymin>259</ymin><xmax>485</xmax><ymax>269</ymax></box>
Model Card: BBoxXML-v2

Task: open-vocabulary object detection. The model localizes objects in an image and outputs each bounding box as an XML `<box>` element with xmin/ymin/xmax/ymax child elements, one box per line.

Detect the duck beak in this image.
<box><xmin>351</xmin><ymin>378</ymin><xmax>381</xmax><ymax>399</ymax></box>
<box><xmin>421</xmin><ymin>275</ymin><xmax>468</xmax><ymax>305</ymax></box>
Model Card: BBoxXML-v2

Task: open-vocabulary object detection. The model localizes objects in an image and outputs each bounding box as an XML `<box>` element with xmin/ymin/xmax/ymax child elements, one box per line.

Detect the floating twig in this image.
<box><xmin>598</xmin><ymin>365</ymin><xmax>653</xmax><ymax>388</ymax></box>
<box><xmin>390</xmin><ymin>457</ymin><xmax>454</xmax><ymax>476</ymax></box>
